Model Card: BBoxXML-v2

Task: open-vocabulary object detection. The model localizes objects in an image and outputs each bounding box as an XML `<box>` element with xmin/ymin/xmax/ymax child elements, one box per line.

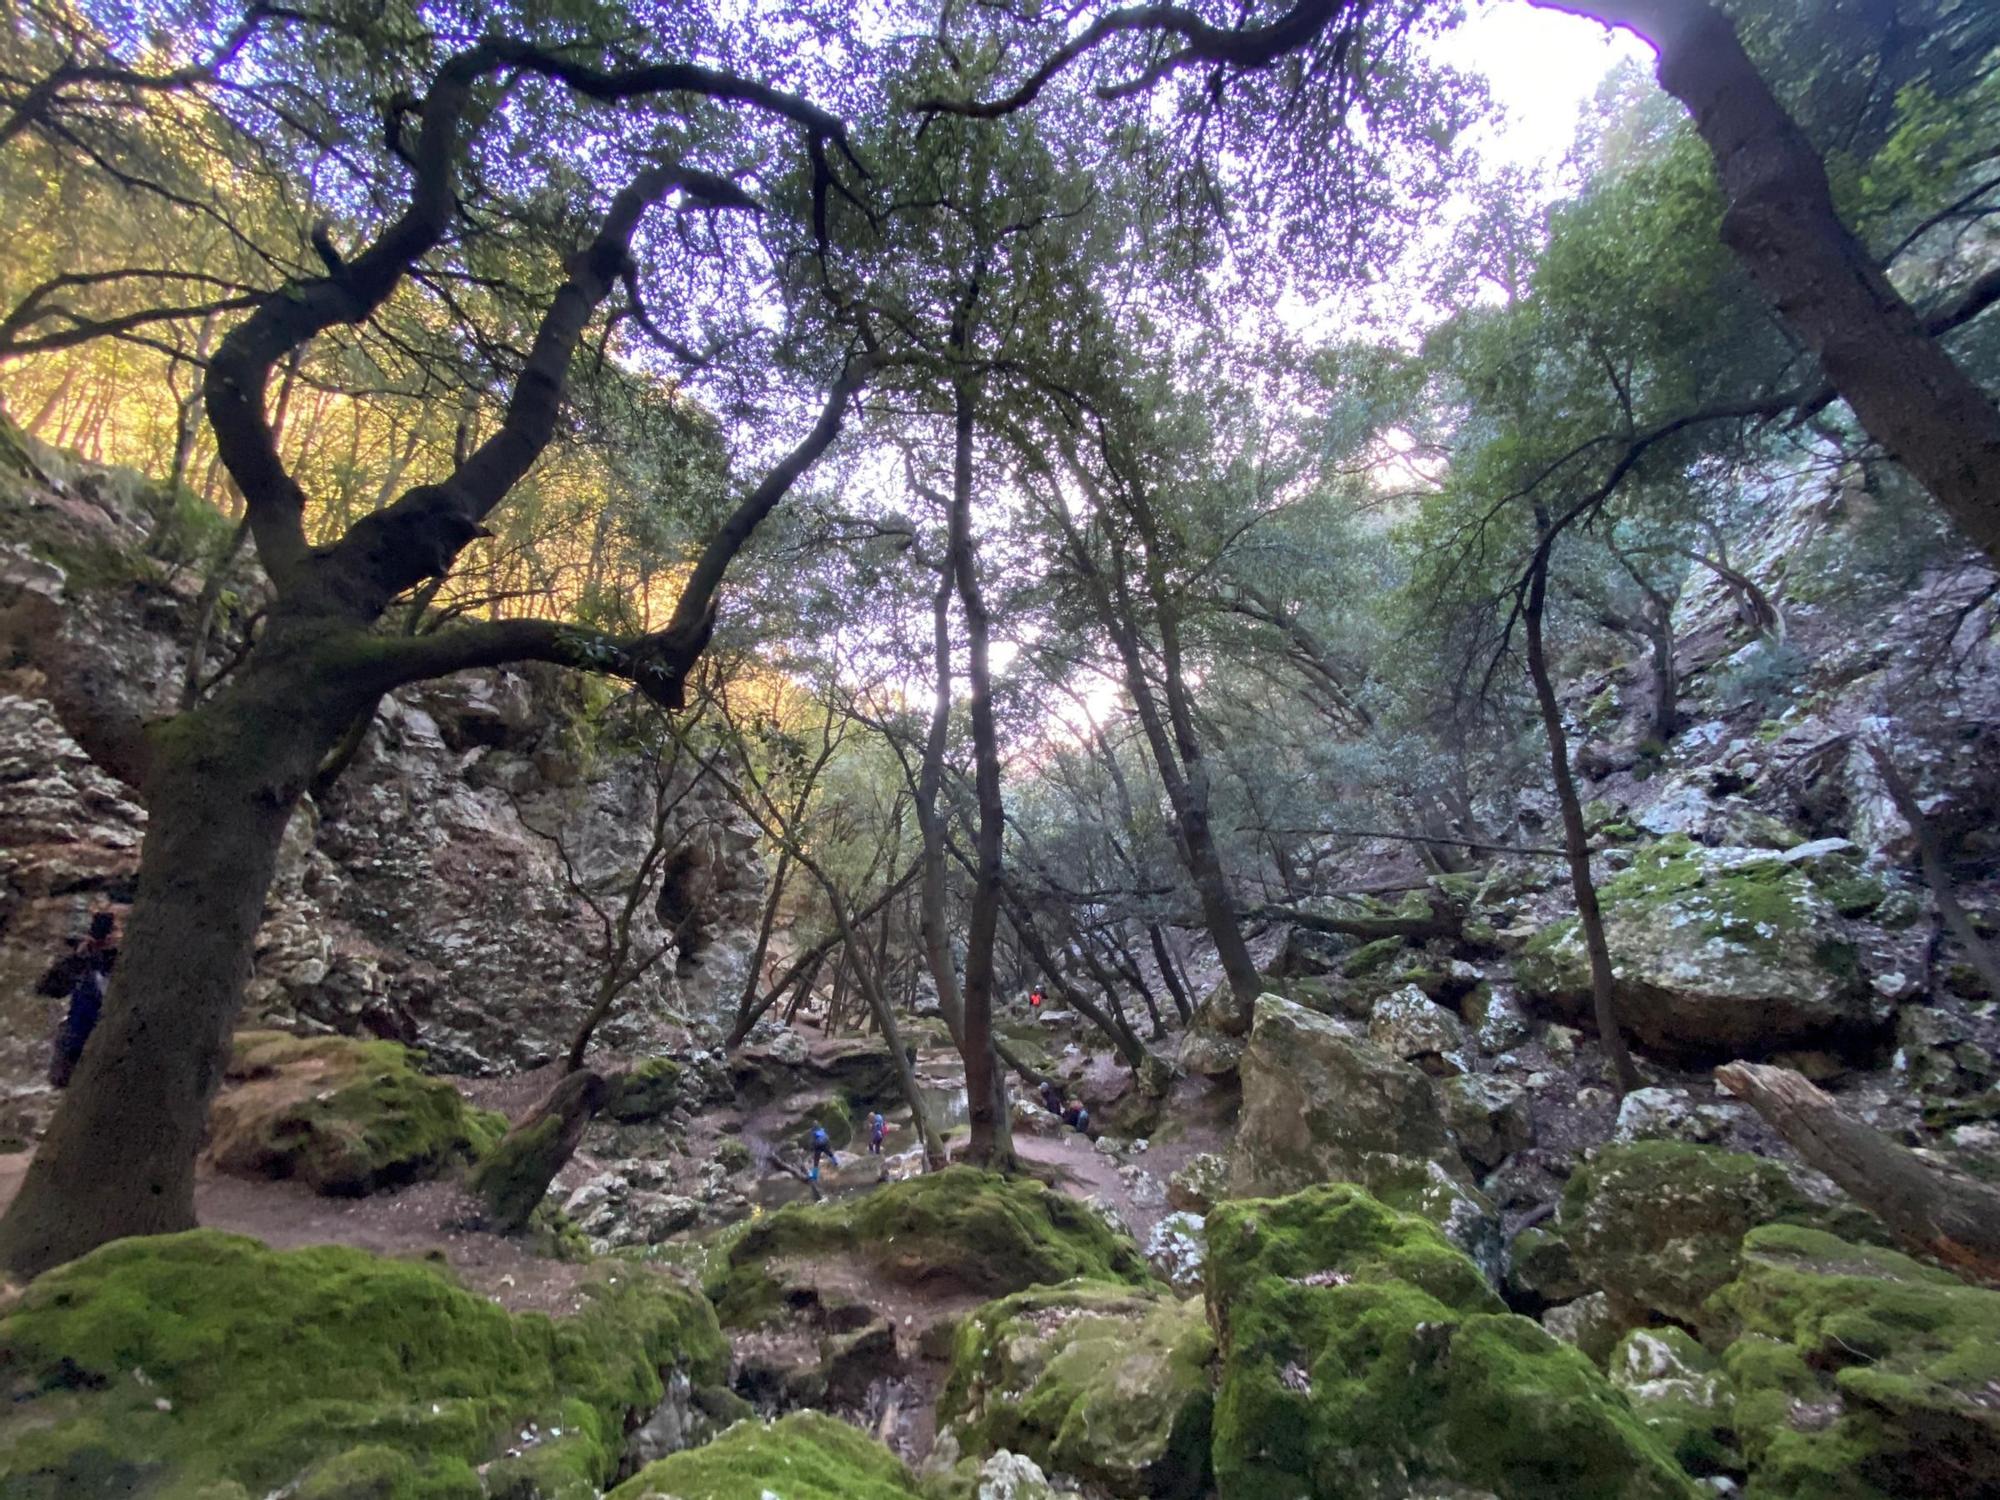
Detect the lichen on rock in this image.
<box><xmin>1514</xmin><ymin>837</ymin><xmax>1884</xmax><ymax>1060</ymax></box>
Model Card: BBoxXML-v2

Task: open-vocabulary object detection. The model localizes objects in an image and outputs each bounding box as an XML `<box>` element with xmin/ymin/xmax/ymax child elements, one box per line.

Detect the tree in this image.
<box><xmin>0</xmin><ymin>14</ymin><xmax>876</xmax><ymax>1277</ymax></box>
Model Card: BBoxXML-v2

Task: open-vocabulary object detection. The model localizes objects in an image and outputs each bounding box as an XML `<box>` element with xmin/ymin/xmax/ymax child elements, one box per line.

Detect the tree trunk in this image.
<box><xmin>0</xmin><ymin>632</ymin><xmax>358</xmax><ymax>1276</ymax></box>
<box><xmin>1716</xmin><ymin>1062</ymin><xmax>2000</xmax><ymax>1285</ymax></box>
<box><xmin>1551</xmin><ymin>0</ymin><xmax>2000</xmax><ymax>565</ymax></box>
<box><xmin>1865</xmin><ymin>741</ymin><xmax>2000</xmax><ymax>1001</ymax></box>
<box><xmin>1150</xmin><ymin>924</ymin><xmax>1195</xmax><ymax>1023</ymax></box>
<box><xmin>1525</xmin><ymin>539</ymin><xmax>1640</xmax><ymax>1096</ymax></box>
<box><xmin>948</xmin><ymin>378</ymin><xmax>1013</xmax><ymax>1171</ymax></box>
<box><xmin>469</xmin><ymin>1068</ymin><xmax>607</xmax><ymax>1232</ymax></box>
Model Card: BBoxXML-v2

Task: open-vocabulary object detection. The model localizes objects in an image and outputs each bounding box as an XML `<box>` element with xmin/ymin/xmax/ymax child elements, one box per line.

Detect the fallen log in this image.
<box><xmin>1715</xmin><ymin>1060</ymin><xmax>2000</xmax><ymax>1285</ymax></box>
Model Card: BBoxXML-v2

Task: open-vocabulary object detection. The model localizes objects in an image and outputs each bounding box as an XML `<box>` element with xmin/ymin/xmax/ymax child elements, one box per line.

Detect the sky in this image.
<box><xmin>1433</xmin><ymin>1</ymin><xmax>1653</xmax><ymax>172</ymax></box>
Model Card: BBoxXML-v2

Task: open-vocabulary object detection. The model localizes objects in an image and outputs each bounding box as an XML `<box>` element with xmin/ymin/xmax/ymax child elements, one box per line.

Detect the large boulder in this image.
<box><xmin>939</xmin><ymin>1283</ymin><xmax>1215</xmax><ymax>1498</ymax></box>
<box><xmin>206</xmin><ymin>1030</ymin><xmax>503</xmax><ymax>1196</ymax></box>
<box><xmin>0</xmin><ymin>1230</ymin><xmax>726</xmax><ymax>1499</ymax></box>
<box><xmin>1515</xmin><ymin>838</ymin><xmax>1886</xmax><ymax>1060</ymax></box>
<box><xmin>1231</xmin><ymin>996</ymin><xmax>1498</xmax><ymax>1272</ymax></box>
<box><xmin>1714</xmin><ymin>1225</ymin><xmax>2000</xmax><ymax>1497</ymax></box>
<box><xmin>609</xmin><ymin>1411</ymin><xmax>922</xmax><ymax>1499</ymax></box>
<box><xmin>706</xmin><ymin>1167</ymin><xmax>1154</xmax><ymax>1325</ymax></box>
<box><xmin>1559</xmin><ymin>1141</ymin><xmax>1841</xmax><ymax>1335</ymax></box>
<box><xmin>1205</xmin><ymin>1185</ymin><xmax>1700</xmax><ymax>1499</ymax></box>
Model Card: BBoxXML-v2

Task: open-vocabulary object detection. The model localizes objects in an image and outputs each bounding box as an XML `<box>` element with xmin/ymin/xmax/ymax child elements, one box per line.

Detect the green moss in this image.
<box><xmin>1561</xmin><ymin>1142</ymin><xmax>1836</xmax><ymax>1332</ymax></box>
<box><xmin>1713</xmin><ymin>1225</ymin><xmax>2000</xmax><ymax>1497</ymax></box>
<box><xmin>606</xmin><ymin>1057</ymin><xmax>686</xmax><ymax>1122</ymax></box>
<box><xmin>1608</xmin><ymin>1327</ymin><xmax>1738</xmax><ymax>1475</ymax></box>
<box><xmin>0</xmin><ymin>1231</ymin><xmax>726</xmax><ymax>1499</ymax></box>
<box><xmin>209</xmin><ymin>1032</ymin><xmax>494</xmax><ymax>1196</ymax></box>
<box><xmin>468</xmin><ymin>1113</ymin><xmax>568</xmax><ymax>1229</ymax></box>
<box><xmin>1205</xmin><ymin>1186</ymin><xmax>1697</xmax><ymax>1499</ymax></box>
<box><xmin>1821</xmin><ymin>876</ymin><xmax>1887</xmax><ymax>918</ymax></box>
<box><xmin>714</xmin><ymin>1138</ymin><xmax>753</xmax><ymax>1173</ymax></box>
<box><xmin>607</xmin><ymin>1412</ymin><xmax>921</xmax><ymax>1500</ymax></box>
<box><xmin>1341</xmin><ymin>936</ymin><xmax>1406</xmax><ymax>979</ymax></box>
<box><xmin>706</xmin><ymin>1168</ymin><xmax>1153</xmax><ymax>1327</ymax></box>
<box><xmin>938</xmin><ymin>1283</ymin><xmax>1215</xmax><ymax>1498</ymax></box>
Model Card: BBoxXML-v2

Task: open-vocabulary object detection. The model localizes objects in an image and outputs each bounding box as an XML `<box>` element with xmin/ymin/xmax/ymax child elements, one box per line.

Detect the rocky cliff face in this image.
<box><xmin>0</xmin><ymin>442</ymin><xmax>766</xmax><ymax>1141</ymax></box>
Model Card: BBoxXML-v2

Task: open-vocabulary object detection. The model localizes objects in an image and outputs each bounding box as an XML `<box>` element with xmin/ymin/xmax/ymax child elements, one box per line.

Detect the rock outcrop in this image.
<box><xmin>1516</xmin><ymin>838</ymin><xmax>1886</xmax><ymax>1060</ymax></box>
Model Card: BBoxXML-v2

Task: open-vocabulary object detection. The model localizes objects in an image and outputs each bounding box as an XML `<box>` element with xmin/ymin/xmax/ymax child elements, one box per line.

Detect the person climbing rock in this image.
<box><xmin>42</xmin><ymin>910</ymin><xmax>117</xmax><ymax>1089</ymax></box>
<box><xmin>1060</xmin><ymin>1099</ymin><xmax>1091</xmax><ymax>1136</ymax></box>
<box><xmin>866</xmin><ymin>1111</ymin><xmax>887</xmax><ymax>1155</ymax></box>
<box><xmin>1039</xmin><ymin>1078</ymin><xmax>1064</xmax><ymax>1115</ymax></box>
<box><xmin>808</xmin><ymin>1124</ymin><xmax>839</xmax><ymax>1180</ymax></box>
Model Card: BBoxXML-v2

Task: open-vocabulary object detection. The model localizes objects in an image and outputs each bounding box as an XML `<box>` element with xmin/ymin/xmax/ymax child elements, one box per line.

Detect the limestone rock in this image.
<box><xmin>1560</xmin><ymin>1141</ymin><xmax>1824</xmax><ymax>1334</ymax></box>
<box><xmin>1166</xmin><ymin>1152</ymin><xmax>1228</xmax><ymax>1214</ymax></box>
<box><xmin>1206</xmin><ymin>1185</ymin><xmax>1699</xmax><ymax>1499</ymax></box>
<box><xmin>1369</xmin><ymin>984</ymin><xmax>1471</xmax><ymax>1075</ymax></box>
<box><xmin>1516</xmin><ymin>839</ymin><xmax>1884</xmax><ymax>1060</ymax></box>
<box><xmin>940</xmin><ymin>1284</ymin><xmax>1215</xmax><ymax>1498</ymax></box>
<box><xmin>1231</xmin><ymin>996</ymin><xmax>1498</xmax><ymax>1271</ymax></box>
<box><xmin>1506</xmin><ymin>1225</ymin><xmax>1586</xmax><ymax>1307</ymax></box>
<box><xmin>1442</xmin><ymin>1074</ymin><xmax>1535</xmax><ymax>1169</ymax></box>
<box><xmin>1145</xmin><ymin>1211</ymin><xmax>1207</xmax><ymax>1293</ymax></box>
<box><xmin>1612</xmin><ymin>1086</ymin><xmax>1732</xmax><ymax>1145</ymax></box>
<box><xmin>973</xmin><ymin>1451</ymin><xmax>1085</xmax><ymax>1500</ymax></box>
<box><xmin>1609</xmin><ymin>1327</ymin><xmax>1736</xmax><ymax>1476</ymax></box>
<box><xmin>1714</xmin><ymin>1225</ymin><xmax>2000</xmax><ymax>1497</ymax></box>
<box><xmin>206</xmin><ymin>1030</ymin><xmax>501</xmax><ymax>1196</ymax></box>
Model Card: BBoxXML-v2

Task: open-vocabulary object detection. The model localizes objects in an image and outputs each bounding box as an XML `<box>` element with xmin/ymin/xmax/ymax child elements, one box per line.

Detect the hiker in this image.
<box><xmin>866</xmin><ymin>1111</ymin><xmax>887</xmax><ymax>1155</ymax></box>
<box><xmin>1038</xmin><ymin>1078</ymin><xmax>1064</xmax><ymax>1115</ymax></box>
<box><xmin>43</xmin><ymin>910</ymin><xmax>117</xmax><ymax>1088</ymax></box>
<box><xmin>807</xmin><ymin>1125</ymin><xmax>839</xmax><ymax>1180</ymax></box>
<box><xmin>1029</xmin><ymin>986</ymin><xmax>1044</xmax><ymax>1012</ymax></box>
<box><xmin>1060</xmin><ymin>1099</ymin><xmax>1091</xmax><ymax>1135</ymax></box>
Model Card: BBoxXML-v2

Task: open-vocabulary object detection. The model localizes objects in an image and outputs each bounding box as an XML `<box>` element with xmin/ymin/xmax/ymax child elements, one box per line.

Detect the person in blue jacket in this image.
<box><xmin>808</xmin><ymin>1125</ymin><xmax>839</xmax><ymax>1181</ymax></box>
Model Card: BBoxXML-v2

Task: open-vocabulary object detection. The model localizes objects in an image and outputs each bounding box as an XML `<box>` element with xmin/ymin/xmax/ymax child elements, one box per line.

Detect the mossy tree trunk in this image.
<box><xmin>0</xmin><ymin>626</ymin><xmax>364</xmax><ymax>1276</ymax></box>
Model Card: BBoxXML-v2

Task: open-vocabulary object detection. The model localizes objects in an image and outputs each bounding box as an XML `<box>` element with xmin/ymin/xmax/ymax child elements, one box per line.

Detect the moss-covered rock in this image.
<box><xmin>938</xmin><ymin>1283</ymin><xmax>1214</xmax><ymax>1498</ymax></box>
<box><xmin>1561</xmin><ymin>1141</ymin><xmax>1836</xmax><ymax>1334</ymax></box>
<box><xmin>0</xmin><ymin>1230</ymin><xmax>727</xmax><ymax>1499</ymax></box>
<box><xmin>1205</xmin><ymin>1186</ymin><xmax>1699</xmax><ymax>1499</ymax></box>
<box><xmin>1342</xmin><ymin>937</ymin><xmax>1407</xmax><ymax>979</ymax></box>
<box><xmin>1608</xmin><ymin>1327</ymin><xmax>1737</xmax><ymax>1475</ymax></box>
<box><xmin>1507</xmin><ymin>1225</ymin><xmax>1586</xmax><ymax>1308</ymax></box>
<box><xmin>206</xmin><ymin>1031</ymin><xmax>503</xmax><ymax>1196</ymax></box>
<box><xmin>1712</xmin><ymin>1225</ymin><xmax>2000</xmax><ymax>1498</ymax></box>
<box><xmin>1230</xmin><ymin>996</ymin><xmax>1498</xmax><ymax>1272</ymax></box>
<box><xmin>606</xmin><ymin>1057</ymin><xmax>686</xmax><ymax>1122</ymax></box>
<box><xmin>609</xmin><ymin>1412</ymin><xmax>921</xmax><ymax>1499</ymax></box>
<box><xmin>1515</xmin><ymin>838</ymin><xmax>1884</xmax><ymax>1060</ymax></box>
<box><xmin>706</xmin><ymin>1168</ymin><xmax>1153</xmax><ymax>1325</ymax></box>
